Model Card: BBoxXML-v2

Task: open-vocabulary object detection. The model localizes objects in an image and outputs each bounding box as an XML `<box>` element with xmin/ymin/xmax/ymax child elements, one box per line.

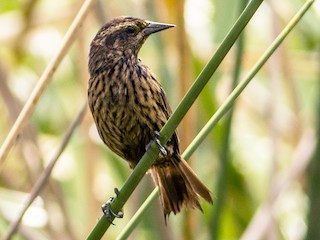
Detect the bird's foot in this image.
<box><xmin>146</xmin><ymin>131</ymin><xmax>167</xmax><ymax>156</ymax></box>
<box><xmin>101</xmin><ymin>188</ymin><xmax>124</xmax><ymax>225</ymax></box>
<box><xmin>154</xmin><ymin>131</ymin><xmax>167</xmax><ymax>156</ymax></box>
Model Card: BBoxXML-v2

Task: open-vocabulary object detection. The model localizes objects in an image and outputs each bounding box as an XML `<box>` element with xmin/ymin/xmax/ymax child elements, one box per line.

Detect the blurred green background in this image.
<box><xmin>0</xmin><ymin>0</ymin><xmax>319</xmax><ymax>239</ymax></box>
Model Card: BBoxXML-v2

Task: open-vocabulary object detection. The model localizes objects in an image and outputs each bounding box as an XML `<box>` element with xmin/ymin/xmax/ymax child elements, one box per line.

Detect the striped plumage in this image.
<box><xmin>88</xmin><ymin>16</ymin><xmax>212</xmax><ymax>221</ymax></box>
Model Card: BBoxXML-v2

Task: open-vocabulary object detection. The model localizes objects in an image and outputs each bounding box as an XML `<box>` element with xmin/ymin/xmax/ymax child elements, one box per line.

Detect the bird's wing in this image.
<box><xmin>156</xmin><ymin>84</ymin><xmax>180</xmax><ymax>153</ymax></box>
<box><xmin>158</xmin><ymin>86</ymin><xmax>173</xmax><ymax>118</ymax></box>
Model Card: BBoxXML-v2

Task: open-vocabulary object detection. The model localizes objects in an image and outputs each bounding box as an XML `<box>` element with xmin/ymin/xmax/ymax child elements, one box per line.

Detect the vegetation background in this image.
<box><xmin>0</xmin><ymin>0</ymin><xmax>319</xmax><ymax>239</ymax></box>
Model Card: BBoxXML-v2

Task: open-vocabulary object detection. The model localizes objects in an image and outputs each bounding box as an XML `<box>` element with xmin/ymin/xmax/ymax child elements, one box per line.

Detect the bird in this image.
<box><xmin>87</xmin><ymin>16</ymin><xmax>212</xmax><ymax>222</ymax></box>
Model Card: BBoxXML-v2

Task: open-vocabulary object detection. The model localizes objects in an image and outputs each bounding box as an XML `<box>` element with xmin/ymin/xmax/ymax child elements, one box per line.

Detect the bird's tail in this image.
<box><xmin>151</xmin><ymin>156</ymin><xmax>212</xmax><ymax>222</ymax></box>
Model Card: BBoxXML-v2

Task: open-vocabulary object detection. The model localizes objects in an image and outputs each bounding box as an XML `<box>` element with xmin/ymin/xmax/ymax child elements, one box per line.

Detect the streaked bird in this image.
<box><xmin>88</xmin><ymin>16</ymin><xmax>212</xmax><ymax>222</ymax></box>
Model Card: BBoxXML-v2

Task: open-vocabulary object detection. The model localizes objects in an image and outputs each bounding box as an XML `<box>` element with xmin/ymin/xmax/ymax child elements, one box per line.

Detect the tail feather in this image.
<box><xmin>176</xmin><ymin>159</ymin><xmax>213</xmax><ymax>204</ymax></box>
<box><xmin>151</xmin><ymin>156</ymin><xmax>212</xmax><ymax>222</ymax></box>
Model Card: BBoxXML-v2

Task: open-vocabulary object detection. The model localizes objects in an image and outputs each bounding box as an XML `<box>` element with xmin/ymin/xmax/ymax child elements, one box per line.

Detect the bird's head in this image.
<box><xmin>90</xmin><ymin>16</ymin><xmax>175</xmax><ymax>57</ymax></box>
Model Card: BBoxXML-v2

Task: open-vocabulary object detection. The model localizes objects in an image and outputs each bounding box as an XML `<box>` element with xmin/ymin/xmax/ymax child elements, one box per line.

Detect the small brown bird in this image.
<box><xmin>88</xmin><ymin>16</ymin><xmax>212</xmax><ymax>221</ymax></box>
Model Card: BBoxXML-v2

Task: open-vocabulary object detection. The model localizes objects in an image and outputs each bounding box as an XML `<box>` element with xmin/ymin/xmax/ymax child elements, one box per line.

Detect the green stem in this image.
<box><xmin>86</xmin><ymin>0</ymin><xmax>264</xmax><ymax>239</ymax></box>
<box><xmin>210</xmin><ymin>0</ymin><xmax>247</xmax><ymax>238</ymax></box>
<box><xmin>114</xmin><ymin>0</ymin><xmax>314</xmax><ymax>238</ymax></box>
<box><xmin>305</xmin><ymin>28</ymin><xmax>320</xmax><ymax>240</ymax></box>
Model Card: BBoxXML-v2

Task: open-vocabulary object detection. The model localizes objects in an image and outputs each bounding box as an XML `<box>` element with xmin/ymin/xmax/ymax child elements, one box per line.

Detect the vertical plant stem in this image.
<box><xmin>173</xmin><ymin>0</ymin><xmax>195</xmax><ymax>238</ymax></box>
<box><xmin>210</xmin><ymin>0</ymin><xmax>248</xmax><ymax>238</ymax></box>
<box><xmin>305</xmin><ymin>48</ymin><xmax>320</xmax><ymax>240</ymax></box>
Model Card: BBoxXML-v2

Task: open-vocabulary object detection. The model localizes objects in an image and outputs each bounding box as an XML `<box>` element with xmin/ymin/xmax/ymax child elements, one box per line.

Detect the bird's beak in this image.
<box><xmin>143</xmin><ymin>21</ymin><xmax>175</xmax><ymax>36</ymax></box>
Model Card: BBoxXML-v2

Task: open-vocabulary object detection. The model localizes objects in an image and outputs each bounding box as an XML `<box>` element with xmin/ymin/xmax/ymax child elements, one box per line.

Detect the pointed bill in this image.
<box><xmin>143</xmin><ymin>20</ymin><xmax>175</xmax><ymax>36</ymax></box>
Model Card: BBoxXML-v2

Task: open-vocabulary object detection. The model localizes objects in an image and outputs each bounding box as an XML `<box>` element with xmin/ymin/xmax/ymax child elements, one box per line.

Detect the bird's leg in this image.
<box><xmin>101</xmin><ymin>188</ymin><xmax>124</xmax><ymax>225</ymax></box>
<box><xmin>146</xmin><ymin>131</ymin><xmax>167</xmax><ymax>156</ymax></box>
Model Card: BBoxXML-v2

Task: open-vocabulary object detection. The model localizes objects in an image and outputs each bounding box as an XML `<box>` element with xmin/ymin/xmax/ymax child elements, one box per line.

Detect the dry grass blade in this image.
<box><xmin>0</xmin><ymin>0</ymin><xmax>95</xmax><ymax>167</ymax></box>
<box><xmin>1</xmin><ymin>103</ymin><xmax>87</xmax><ymax>240</ymax></box>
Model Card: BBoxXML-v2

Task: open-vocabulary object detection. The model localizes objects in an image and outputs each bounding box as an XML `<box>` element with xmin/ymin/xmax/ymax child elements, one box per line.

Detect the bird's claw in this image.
<box><xmin>146</xmin><ymin>131</ymin><xmax>167</xmax><ymax>156</ymax></box>
<box><xmin>101</xmin><ymin>188</ymin><xmax>124</xmax><ymax>225</ymax></box>
<box><xmin>154</xmin><ymin>131</ymin><xmax>167</xmax><ymax>156</ymax></box>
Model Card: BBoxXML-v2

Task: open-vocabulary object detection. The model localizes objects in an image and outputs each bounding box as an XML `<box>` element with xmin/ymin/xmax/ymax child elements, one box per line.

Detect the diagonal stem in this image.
<box><xmin>1</xmin><ymin>103</ymin><xmax>87</xmax><ymax>240</ymax></box>
<box><xmin>0</xmin><ymin>0</ymin><xmax>96</xmax><ymax>168</ymax></box>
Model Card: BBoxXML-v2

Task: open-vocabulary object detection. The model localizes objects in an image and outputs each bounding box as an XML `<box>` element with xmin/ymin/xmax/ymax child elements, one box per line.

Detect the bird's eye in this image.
<box><xmin>126</xmin><ymin>26</ymin><xmax>136</xmax><ymax>34</ymax></box>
